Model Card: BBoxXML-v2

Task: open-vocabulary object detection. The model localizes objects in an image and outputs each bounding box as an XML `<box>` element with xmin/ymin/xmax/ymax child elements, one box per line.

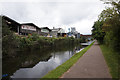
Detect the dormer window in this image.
<box><xmin>6</xmin><ymin>20</ymin><xmax>11</xmax><ymax>24</ymax></box>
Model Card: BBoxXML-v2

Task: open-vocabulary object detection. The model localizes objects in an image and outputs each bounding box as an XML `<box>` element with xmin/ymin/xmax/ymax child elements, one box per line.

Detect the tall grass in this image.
<box><xmin>100</xmin><ymin>45</ymin><xmax>119</xmax><ymax>78</ymax></box>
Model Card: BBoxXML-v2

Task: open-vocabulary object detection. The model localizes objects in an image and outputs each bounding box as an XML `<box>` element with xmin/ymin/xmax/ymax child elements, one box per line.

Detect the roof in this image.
<box><xmin>21</xmin><ymin>23</ymin><xmax>37</xmax><ymax>27</ymax></box>
<box><xmin>2</xmin><ymin>15</ymin><xmax>21</xmax><ymax>26</ymax></box>
<box><xmin>40</xmin><ymin>27</ymin><xmax>51</xmax><ymax>31</ymax></box>
<box><xmin>51</xmin><ymin>28</ymin><xmax>60</xmax><ymax>31</ymax></box>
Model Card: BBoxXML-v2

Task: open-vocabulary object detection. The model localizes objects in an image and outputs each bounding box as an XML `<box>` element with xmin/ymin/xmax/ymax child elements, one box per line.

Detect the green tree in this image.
<box><xmin>92</xmin><ymin>20</ymin><xmax>105</xmax><ymax>44</ymax></box>
<box><xmin>2</xmin><ymin>16</ymin><xmax>20</xmax><ymax>57</ymax></box>
<box><xmin>92</xmin><ymin>0</ymin><xmax>120</xmax><ymax>51</ymax></box>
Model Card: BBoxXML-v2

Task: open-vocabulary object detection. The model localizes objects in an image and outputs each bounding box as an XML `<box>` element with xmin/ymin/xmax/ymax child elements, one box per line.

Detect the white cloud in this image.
<box><xmin>0</xmin><ymin>0</ymin><xmax>106</xmax><ymax>34</ymax></box>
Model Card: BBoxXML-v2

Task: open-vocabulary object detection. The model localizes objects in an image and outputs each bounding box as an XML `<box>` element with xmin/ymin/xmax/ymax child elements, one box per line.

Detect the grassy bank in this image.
<box><xmin>100</xmin><ymin>45</ymin><xmax>119</xmax><ymax>78</ymax></box>
<box><xmin>41</xmin><ymin>41</ymin><xmax>94</xmax><ymax>79</ymax></box>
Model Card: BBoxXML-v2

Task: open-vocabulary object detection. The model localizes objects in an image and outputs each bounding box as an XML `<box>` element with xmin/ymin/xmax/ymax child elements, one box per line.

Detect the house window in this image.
<box><xmin>21</xmin><ymin>25</ymin><xmax>36</xmax><ymax>31</ymax></box>
<box><xmin>41</xmin><ymin>29</ymin><xmax>49</xmax><ymax>33</ymax></box>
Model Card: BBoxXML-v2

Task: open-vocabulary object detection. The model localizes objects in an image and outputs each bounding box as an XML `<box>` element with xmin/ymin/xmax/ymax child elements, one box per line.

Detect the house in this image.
<box><xmin>2</xmin><ymin>16</ymin><xmax>41</xmax><ymax>36</ymax></box>
<box><xmin>50</xmin><ymin>27</ymin><xmax>59</xmax><ymax>37</ymax></box>
<box><xmin>39</xmin><ymin>27</ymin><xmax>51</xmax><ymax>37</ymax></box>
<box><xmin>2</xmin><ymin>15</ymin><xmax>21</xmax><ymax>35</ymax></box>
<box><xmin>57</xmin><ymin>28</ymin><xmax>66</xmax><ymax>37</ymax></box>
<box><xmin>2</xmin><ymin>15</ymin><xmax>66</xmax><ymax>37</ymax></box>
<box><xmin>21</xmin><ymin>24</ymin><xmax>52</xmax><ymax>36</ymax></box>
<box><xmin>20</xmin><ymin>23</ymin><xmax>41</xmax><ymax>35</ymax></box>
<box><xmin>50</xmin><ymin>27</ymin><xmax>66</xmax><ymax>37</ymax></box>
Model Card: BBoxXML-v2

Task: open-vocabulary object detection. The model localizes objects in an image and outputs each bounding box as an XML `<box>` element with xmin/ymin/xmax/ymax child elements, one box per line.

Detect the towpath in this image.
<box><xmin>61</xmin><ymin>41</ymin><xmax>111</xmax><ymax>78</ymax></box>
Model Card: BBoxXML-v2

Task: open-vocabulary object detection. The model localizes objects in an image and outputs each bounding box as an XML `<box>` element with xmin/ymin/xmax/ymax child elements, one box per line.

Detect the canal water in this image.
<box><xmin>2</xmin><ymin>42</ymin><xmax>91</xmax><ymax>80</ymax></box>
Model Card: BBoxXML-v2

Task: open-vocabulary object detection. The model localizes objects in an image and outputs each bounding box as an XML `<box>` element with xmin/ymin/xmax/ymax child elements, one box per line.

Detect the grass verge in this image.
<box><xmin>100</xmin><ymin>45</ymin><xmax>119</xmax><ymax>78</ymax></box>
<box><xmin>41</xmin><ymin>41</ymin><xmax>94</xmax><ymax>79</ymax></box>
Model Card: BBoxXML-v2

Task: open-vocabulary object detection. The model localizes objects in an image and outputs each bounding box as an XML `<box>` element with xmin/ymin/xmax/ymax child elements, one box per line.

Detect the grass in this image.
<box><xmin>41</xmin><ymin>41</ymin><xmax>94</xmax><ymax>79</ymax></box>
<box><xmin>100</xmin><ymin>45</ymin><xmax>119</xmax><ymax>78</ymax></box>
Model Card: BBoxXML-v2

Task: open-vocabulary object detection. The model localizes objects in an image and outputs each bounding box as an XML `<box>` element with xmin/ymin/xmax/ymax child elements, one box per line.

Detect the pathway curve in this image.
<box><xmin>61</xmin><ymin>41</ymin><xmax>111</xmax><ymax>78</ymax></box>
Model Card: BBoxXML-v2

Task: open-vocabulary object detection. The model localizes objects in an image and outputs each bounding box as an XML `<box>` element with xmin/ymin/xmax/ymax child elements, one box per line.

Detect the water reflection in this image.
<box><xmin>2</xmin><ymin>44</ymin><xmax>85</xmax><ymax>80</ymax></box>
<box><xmin>11</xmin><ymin>51</ymin><xmax>75</xmax><ymax>78</ymax></box>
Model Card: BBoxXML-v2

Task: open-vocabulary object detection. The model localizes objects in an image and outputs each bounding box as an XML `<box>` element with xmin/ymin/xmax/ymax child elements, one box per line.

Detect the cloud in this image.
<box><xmin>0</xmin><ymin>0</ymin><xmax>106</xmax><ymax>34</ymax></box>
<box><xmin>1</xmin><ymin>2</ymin><xmax>30</xmax><ymax>22</ymax></box>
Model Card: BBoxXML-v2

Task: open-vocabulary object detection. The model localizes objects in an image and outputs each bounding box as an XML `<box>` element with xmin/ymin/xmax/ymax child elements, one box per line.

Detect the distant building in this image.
<box><xmin>50</xmin><ymin>27</ymin><xmax>59</xmax><ymax>37</ymax></box>
<box><xmin>3</xmin><ymin>16</ymin><xmax>41</xmax><ymax>35</ymax></box>
<box><xmin>2</xmin><ymin>16</ymin><xmax>52</xmax><ymax>36</ymax></box>
<box><xmin>20</xmin><ymin>23</ymin><xmax>41</xmax><ymax>35</ymax></box>
<box><xmin>50</xmin><ymin>27</ymin><xmax>66</xmax><ymax>37</ymax></box>
<box><xmin>80</xmin><ymin>34</ymin><xmax>92</xmax><ymax>40</ymax></box>
<box><xmin>2</xmin><ymin>15</ymin><xmax>68</xmax><ymax>37</ymax></box>
<box><xmin>71</xmin><ymin>27</ymin><xmax>76</xmax><ymax>34</ymax></box>
<box><xmin>40</xmin><ymin>27</ymin><xmax>51</xmax><ymax>37</ymax></box>
<box><xmin>57</xmin><ymin>28</ymin><xmax>66</xmax><ymax>37</ymax></box>
<box><xmin>67</xmin><ymin>27</ymin><xmax>80</xmax><ymax>38</ymax></box>
<box><xmin>2</xmin><ymin>15</ymin><xmax>21</xmax><ymax>35</ymax></box>
<box><xmin>76</xmin><ymin>33</ymin><xmax>80</xmax><ymax>38</ymax></box>
<box><xmin>21</xmin><ymin>25</ymin><xmax>51</xmax><ymax>36</ymax></box>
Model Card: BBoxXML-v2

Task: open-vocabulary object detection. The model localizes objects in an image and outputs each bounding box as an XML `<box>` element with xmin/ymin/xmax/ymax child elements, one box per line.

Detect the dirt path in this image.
<box><xmin>61</xmin><ymin>41</ymin><xmax>111</xmax><ymax>78</ymax></box>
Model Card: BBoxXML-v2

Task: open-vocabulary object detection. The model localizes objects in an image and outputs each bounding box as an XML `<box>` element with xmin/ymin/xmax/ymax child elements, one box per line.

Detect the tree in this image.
<box><xmin>92</xmin><ymin>20</ymin><xmax>105</xmax><ymax>44</ymax></box>
<box><xmin>2</xmin><ymin>16</ymin><xmax>19</xmax><ymax>57</ymax></box>
<box><xmin>92</xmin><ymin>0</ymin><xmax>120</xmax><ymax>51</ymax></box>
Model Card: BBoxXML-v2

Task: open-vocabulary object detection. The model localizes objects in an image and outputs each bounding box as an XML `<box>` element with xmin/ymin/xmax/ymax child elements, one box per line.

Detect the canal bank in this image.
<box><xmin>41</xmin><ymin>41</ymin><xmax>94</xmax><ymax>79</ymax></box>
<box><xmin>3</xmin><ymin>40</ymin><xmax>87</xmax><ymax>80</ymax></box>
<box><xmin>61</xmin><ymin>41</ymin><xmax>111</xmax><ymax>78</ymax></box>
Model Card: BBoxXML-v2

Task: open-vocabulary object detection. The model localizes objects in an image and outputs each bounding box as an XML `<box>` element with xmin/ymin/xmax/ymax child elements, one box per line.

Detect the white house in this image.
<box><xmin>50</xmin><ymin>27</ymin><xmax>66</xmax><ymax>37</ymax></box>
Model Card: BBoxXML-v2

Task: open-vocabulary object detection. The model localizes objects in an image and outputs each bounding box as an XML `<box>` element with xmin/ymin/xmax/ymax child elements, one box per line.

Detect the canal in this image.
<box><xmin>2</xmin><ymin>42</ymin><xmax>90</xmax><ymax>80</ymax></box>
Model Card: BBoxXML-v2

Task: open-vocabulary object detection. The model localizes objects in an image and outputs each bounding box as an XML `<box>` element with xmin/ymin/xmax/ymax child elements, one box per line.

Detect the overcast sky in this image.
<box><xmin>0</xmin><ymin>0</ymin><xmax>106</xmax><ymax>34</ymax></box>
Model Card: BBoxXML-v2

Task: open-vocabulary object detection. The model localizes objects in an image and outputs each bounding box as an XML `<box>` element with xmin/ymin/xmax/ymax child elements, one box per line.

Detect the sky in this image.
<box><xmin>0</xmin><ymin>0</ymin><xmax>107</xmax><ymax>34</ymax></box>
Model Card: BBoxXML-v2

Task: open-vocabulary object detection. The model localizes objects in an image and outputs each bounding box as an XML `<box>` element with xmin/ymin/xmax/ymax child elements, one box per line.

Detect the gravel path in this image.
<box><xmin>61</xmin><ymin>41</ymin><xmax>111</xmax><ymax>78</ymax></box>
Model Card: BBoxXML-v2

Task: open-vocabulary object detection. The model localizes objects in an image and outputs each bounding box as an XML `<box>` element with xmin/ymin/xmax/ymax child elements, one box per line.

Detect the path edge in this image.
<box><xmin>40</xmin><ymin>41</ymin><xmax>95</xmax><ymax>79</ymax></box>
